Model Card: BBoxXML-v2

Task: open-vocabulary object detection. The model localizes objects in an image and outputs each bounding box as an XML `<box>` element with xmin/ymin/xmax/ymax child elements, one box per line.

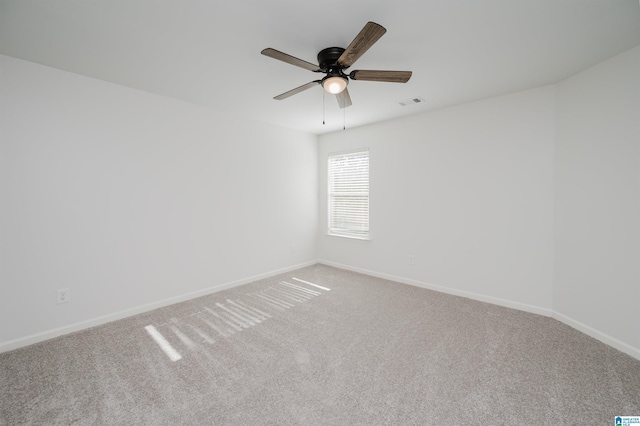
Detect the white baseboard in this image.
<box><xmin>552</xmin><ymin>311</ymin><xmax>640</xmax><ymax>361</ymax></box>
<box><xmin>0</xmin><ymin>260</ymin><xmax>317</xmax><ymax>354</ymax></box>
<box><xmin>318</xmin><ymin>259</ymin><xmax>553</xmax><ymax>317</ymax></box>
<box><xmin>4</xmin><ymin>259</ymin><xmax>639</xmax><ymax>363</ymax></box>
<box><xmin>318</xmin><ymin>259</ymin><xmax>640</xmax><ymax>362</ymax></box>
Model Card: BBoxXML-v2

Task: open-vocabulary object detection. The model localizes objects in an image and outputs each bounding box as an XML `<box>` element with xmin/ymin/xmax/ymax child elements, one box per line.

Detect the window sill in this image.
<box><xmin>326</xmin><ymin>233</ymin><xmax>371</xmax><ymax>242</ymax></box>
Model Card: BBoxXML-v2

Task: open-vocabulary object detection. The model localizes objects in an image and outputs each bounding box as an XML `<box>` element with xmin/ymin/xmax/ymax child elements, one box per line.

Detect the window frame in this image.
<box><xmin>327</xmin><ymin>149</ymin><xmax>370</xmax><ymax>240</ymax></box>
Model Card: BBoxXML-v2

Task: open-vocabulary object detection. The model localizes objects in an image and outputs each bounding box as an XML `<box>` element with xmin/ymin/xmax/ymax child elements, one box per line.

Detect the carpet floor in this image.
<box><xmin>1</xmin><ymin>264</ymin><xmax>639</xmax><ymax>425</ymax></box>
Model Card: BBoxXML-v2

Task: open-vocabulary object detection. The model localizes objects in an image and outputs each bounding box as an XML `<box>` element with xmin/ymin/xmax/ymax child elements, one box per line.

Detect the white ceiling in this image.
<box><xmin>1</xmin><ymin>0</ymin><xmax>639</xmax><ymax>135</ymax></box>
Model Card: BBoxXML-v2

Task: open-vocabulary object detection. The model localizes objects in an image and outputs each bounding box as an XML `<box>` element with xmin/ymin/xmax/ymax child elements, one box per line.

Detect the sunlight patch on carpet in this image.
<box><xmin>144</xmin><ymin>325</ymin><xmax>182</xmax><ymax>362</ymax></box>
<box><xmin>292</xmin><ymin>277</ymin><xmax>331</xmax><ymax>291</ymax></box>
<box><xmin>144</xmin><ymin>275</ymin><xmax>327</xmax><ymax>362</ymax></box>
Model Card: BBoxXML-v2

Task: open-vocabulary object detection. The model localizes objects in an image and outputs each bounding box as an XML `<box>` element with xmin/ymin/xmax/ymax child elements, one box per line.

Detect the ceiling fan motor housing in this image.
<box><xmin>317</xmin><ymin>47</ymin><xmax>347</xmax><ymax>74</ymax></box>
<box><xmin>318</xmin><ymin>47</ymin><xmax>349</xmax><ymax>92</ymax></box>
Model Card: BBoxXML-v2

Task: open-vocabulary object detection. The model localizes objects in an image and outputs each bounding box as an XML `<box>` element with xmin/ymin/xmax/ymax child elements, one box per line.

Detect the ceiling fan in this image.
<box><xmin>261</xmin><ymin>21</ymin><xmax>412</xmax><ymax>109</ymax></box>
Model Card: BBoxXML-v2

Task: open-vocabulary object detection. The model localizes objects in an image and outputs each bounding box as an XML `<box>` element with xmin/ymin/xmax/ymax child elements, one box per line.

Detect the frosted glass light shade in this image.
<box><xmin>323</xmin><ymin>76</ymin><xmax>348</xmax><ymax>94</ymax></box>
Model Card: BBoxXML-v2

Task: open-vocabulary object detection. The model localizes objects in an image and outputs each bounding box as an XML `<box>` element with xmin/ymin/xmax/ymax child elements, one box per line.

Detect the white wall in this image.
<box><xmin>554</xmin><ymin>45</ymin><xmax>640</xmax><ymax>355</ymax></box>
<box><xmin>2</xmin><ymin>44</ymin><xmax>638</xmax><ymax>359</ymax></box>
<box><xmin>318</xmin><ymin>87</ymin><xmax>556</xmax><ymax>315</ymax></box>
<box><xmin>0</xmin><ymin>55</ymin><xmax>318</xmax><ymax>348</ymax></box>
<box><xmin>318</xmin><ymin>45</ymin><xmax>640</xmax><ymax>359</ymax></box>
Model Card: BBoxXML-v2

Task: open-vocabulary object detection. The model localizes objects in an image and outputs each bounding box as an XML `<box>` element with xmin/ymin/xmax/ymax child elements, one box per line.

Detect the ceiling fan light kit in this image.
<box><xmin>261</xmin><ymin>21</ymin><xmax>412</xmax><ymax>109</ymax></box>
<box><xmin>322</xmin><ymin>76</ymin><xmax>348</xmax><ymax>94</ymax></box>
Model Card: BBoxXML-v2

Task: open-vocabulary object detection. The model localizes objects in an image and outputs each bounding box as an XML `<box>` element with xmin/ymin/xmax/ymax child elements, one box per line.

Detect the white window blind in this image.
<box><xmin>328</xmin><ymin>150</ymin><xmax>369</xmax><ymax>239</ymax></box>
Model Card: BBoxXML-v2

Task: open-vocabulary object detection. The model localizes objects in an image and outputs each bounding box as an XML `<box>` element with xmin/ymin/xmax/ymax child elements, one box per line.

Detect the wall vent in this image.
<box><xmin>397</xmin><ymin>97</ymin><xmax>425</xmax><ymax>107</ymax></box>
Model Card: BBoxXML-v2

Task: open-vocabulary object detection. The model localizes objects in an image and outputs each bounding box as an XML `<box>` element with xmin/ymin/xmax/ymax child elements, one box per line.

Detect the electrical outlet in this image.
<box><xmin>408</xmin><ymin>255</ymin><xmax>415</xmax><ymax>266</ymax></box>
<box><xmin>290</xmin><ymin>245</ymin><xmax>296</xmax><ymax>255</ymax></box>
<box><xmin>57</xmin><ymin>288</ymin><xmax>70</xmax><ymax>304</ymax></box>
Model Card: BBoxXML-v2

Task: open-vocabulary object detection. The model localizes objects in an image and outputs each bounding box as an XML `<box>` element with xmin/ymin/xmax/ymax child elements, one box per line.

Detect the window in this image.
<box><xmin>328</xmin><ymin>149</ymin><xmax>369</xmax><ymax>239</ymax></box>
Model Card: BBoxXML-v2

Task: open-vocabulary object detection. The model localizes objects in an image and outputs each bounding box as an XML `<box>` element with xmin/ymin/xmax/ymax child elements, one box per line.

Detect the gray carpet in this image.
<box><xmin>1</xmin><ymin>264</ymin><xmax>639</xmax><ymax>425</ymax></box>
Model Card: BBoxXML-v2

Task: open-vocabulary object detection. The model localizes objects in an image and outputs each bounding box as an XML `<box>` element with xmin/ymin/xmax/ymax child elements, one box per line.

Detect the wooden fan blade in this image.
<box><xmin>336</xmin><ymin>88</ymin><xmax>352</xmax><ymax>109</ymax></box>
<box><xmin>337</xmin><ymin>22</ymin><xmax>387</xmax><ymax>68</ymax></box>
<box><xmin>273</xmin><ymin>81</ymin><xmax>321</xmax><ymax>100</ymax></box>
<box><xmin>261</xmin><ymin>48</ymin><xmax>321</xmax><ymax>72</ymax></box>
<box><xmin>349</xmin><ymin>70</ymin><xmax>412</xmax><ymax>83</ymax></box>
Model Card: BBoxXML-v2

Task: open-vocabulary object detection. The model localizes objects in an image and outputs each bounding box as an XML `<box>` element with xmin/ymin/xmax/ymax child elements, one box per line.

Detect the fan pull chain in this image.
<box><xmin>343</xmin><ymin>106</ymin><xmax>346</xmax><ymax>130</ymax></box>
<box><xmin>322</xmin><ymin>90</ymin><xmax>326</xmax><ymax>125</ymax></box>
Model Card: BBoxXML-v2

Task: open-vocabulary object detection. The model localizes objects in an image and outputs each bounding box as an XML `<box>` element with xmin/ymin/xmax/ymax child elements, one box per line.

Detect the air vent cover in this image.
<box><xmin>397</xmin><ymin>97</ymin><xmax>424</xmax><ymax>107</ymax></box>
